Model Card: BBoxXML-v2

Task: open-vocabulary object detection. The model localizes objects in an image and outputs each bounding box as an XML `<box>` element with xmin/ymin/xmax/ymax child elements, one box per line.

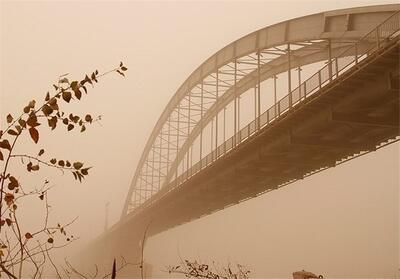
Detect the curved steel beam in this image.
<box><xmin>123</xmin><ymin>4</ymin><xmax>400</xmax><ymax>217</ymax></box>
<box><xmin>162</xmin><ymin>40</ymin><xmax>377</xmax><ymax>186</ymax></box>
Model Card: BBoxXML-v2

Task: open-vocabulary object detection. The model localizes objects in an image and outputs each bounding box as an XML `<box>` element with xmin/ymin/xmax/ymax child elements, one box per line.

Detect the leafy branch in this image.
<box><xmin>167</xmin><ymin>260</ymin><xmax>251</xmax><ymax>279</ymax></box>
<box><xmin>0</xmin><ymin>62</ymin><xmax>128</xmax><ymax>278</ymax></box>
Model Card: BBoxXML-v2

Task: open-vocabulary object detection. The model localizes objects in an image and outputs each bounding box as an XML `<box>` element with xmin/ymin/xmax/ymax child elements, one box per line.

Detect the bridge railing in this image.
<box><xmin>170</xmin><ymin>10</ymin><xmax>400</xmax><ymax>184</ymax></box>
<box><xmin>129</xmin><ymin>10</ymin><xmax>400</xmax><ymax>217</ymax></box>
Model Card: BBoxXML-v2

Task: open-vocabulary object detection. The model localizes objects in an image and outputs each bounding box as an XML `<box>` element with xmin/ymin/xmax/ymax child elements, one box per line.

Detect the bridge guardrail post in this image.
<box><xmin>287</xmin><ymin>43</ymin><xmax>292</xmax><ymax>109</ymax></box>
<box><xmin>335</xmin><ymin>58</ymin><xmax>339</xmax><ymax>78</ymax></box>
<box><xmin>376</xmin><ymin>26</ymin><xmax>380</xmax><ymax>49</ymax></box>
<box><xmin>278</xmin><ymin>102</ymin><xmax>280</xmax><ymax>117</ymax></box>
<box><xmin>328</xmin><ymin>39</ymin><xmax>332</xmax><ymax>82</ymax></box>
<box><xmin>318</xmin><ymin>71</ymin><xmax>322</xmax><ymax>90</ymax></box>
<box><xmin>354</xmin><ymin>42</ymin><xmax>358</xmax><ymax>64</ymax></box>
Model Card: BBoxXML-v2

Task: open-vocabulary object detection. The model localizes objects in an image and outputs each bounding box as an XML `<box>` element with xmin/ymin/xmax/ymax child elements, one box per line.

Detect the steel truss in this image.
<box><xmin>123</xmin><ymin>5</ymin><xmax>400</xmax><ymax>217</ymax></box>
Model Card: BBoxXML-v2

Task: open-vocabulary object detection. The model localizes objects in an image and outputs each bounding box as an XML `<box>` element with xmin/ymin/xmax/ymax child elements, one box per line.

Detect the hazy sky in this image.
<box><xmin>1</xmin><ymin>1</ymin><xmax>399</xmax><ymax>278</ymax></box>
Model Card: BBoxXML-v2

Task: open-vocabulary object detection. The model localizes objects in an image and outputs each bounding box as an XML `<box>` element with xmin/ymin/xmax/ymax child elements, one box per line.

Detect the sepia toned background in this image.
<box><xmin>1</xmin><ymin>0</ymin><xmax>398</xmax><ymax>278</ymax></box>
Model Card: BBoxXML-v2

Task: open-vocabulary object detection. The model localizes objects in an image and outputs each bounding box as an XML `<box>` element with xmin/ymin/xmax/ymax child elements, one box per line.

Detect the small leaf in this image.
<box><xmin>45</xmin><ymin>92</ymin><xmax>50</xmax><ymax>101</ymax></box>
<box><xmin>70</xmin><ymin>81</ymin><xmax>78</xmax><ymax>90</ymax></box>
<box><xmin>31</xmin><ymin>165</ymin><xmax>39</xmax><ymax>171</ymax></box>
<box><xmin>0</xmin><ymin>150</ymin><xmax>3</xmax><ymax>161</ymax></box>
<box><xmin>49</xmin><ymin>98</ymin><xmax>59</xmax><ymax>110</ymax></box>
<box><xmin>6</xmin><ymin>114</ymin><xmax>13</xmax><ymax>124</ymax></box>
<box><xmin>4</xmin><ymin>193</ymin><xmax>14</xmax><ymax>206</ymax></box>
<box><xmin>60</xmin><ymin>77</ymin><xmax>69</xmax><ymax>84</ymax></box>
<box><xmin>25</xmin><ymin>232</ymin><xmax>33</xmax><ymax>239</ymax></box>
<box><xmin>77</xmin><ymin>172</ymin><xmax>83</xmax><ymax>182</ymax></box>
<box><xmin>27</xmin><ymin>162</ymin><xmax>33</xmax><ymax>172</ymax></box>
<box><xmin>47</xmin><ymin>237</ymin><xmax>54</xmax><ymax>244</ymax></box>
<box><xmin>39</xmin><ymin>194</ymin><xmax>44</xmax><ymax>200</ymax></box>
<box><xmin>49</xmin><ymin>97</ymin><xmax>57</xmax><ymax>106</ymax></box>
<box><xmin>38</xmin><ymin>149</ymin><xmax>44</xmax><ymax>156</ymax></box>
<box><xmin>81</xmin><ymin>168</ymin><xmax>90</xmax><ymax>175</ymax></box>
<box><xmin>67</xmin><ymin>124</ymin><xmax>74</xmax><ymax>131</ymax></box>
<box><xmin>84</xmin><ymin>114</ymin><xmax>92</xmax><ymax>123</ymax></box>
<box><xmin>29</xmin><ymin>127</ymin><xmax>39</xmax><ymax>143</ymax></box>
<box><xmin>42</xmin><ymin>104</ymin><xmax>53</xmax><ymax>116</ymax></box>
<box><xmin>73</xmin><ymin>162</ymin><xmax>83</xmax><ymax>170</ymax></box>
<box><xmin>0</xmin><ymin>139</ymin><xmax>11</xmax><ymax>150</ymax></box>
<box><xmin>23</xmin><ymin>106</ymin><xmax>30</xmax><ymax>113</ymax></box>
<box><xmin>26</xmin><ymin>113</ymin><xmax>38</xmax><ymax>127</ymax></box>
<box><xmin>62</xmin><ymin>91</ymin><xmax>72</xmax><ymax>103</ymax></box>
<box><xmin>80</xmin><ymin>125</ymin><xmax>86</xmax><ymax>132</ymax></box>
<box><xmin>18</xmin><ymin>119</ymin><xmax>26</xmax><ymax>128</ymax></box>
<box><xmin>66</xmin><ymin>160</ymin><xmax>71</xmax><ymax>167</ymax></box>
<box><xmin>74</xmin><ymin>89</ymin><xmax>82</xmax><ymax>100</ymax></box>
<box><xmin>8</xmin><ymin>176</ymin><xmax>18</xmax><ymax>190</ymax></box>
<box><xmin>48</xmin><ymin>116</ymin><xmax>57</xmax><ymax>130</ymax></box>
<box><xmin>28</xmin><ymin>100</ymin><xmax>36</xmax><ymax>109</ymax></box>
<box><xmin>121</xmin><ymin>66</ymin><xmax>128</xmax><ymax>71</ymax></box>
<box><xmin>5</xmin><ymin>218</ymin><xmax>12</xmax><ymax>226</ymax></box>
<box><xmin>7</xmin><ymin>129</ymin><xmax>18</xmax><ymax>136</ymax></box>
<box><xmin>58</xmin><ymin>160</ymin><xmax>65</xmax><ymax>167</ymax></box>
<box><xmin>50</xmin><ymin>158</ymin><xmax>57</xmax><ymax>164</ymax></box>
<box><xmin>84</xmin><ymin>75</ymin><xmax>92</xmax><ymax>86</ymax></box>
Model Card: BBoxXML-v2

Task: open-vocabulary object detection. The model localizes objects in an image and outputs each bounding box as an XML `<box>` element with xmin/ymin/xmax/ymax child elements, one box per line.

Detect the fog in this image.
<box><xmin>0</xmin><ymin>0</ymin><xmax>398</xmax><ymax>278</ymax></box>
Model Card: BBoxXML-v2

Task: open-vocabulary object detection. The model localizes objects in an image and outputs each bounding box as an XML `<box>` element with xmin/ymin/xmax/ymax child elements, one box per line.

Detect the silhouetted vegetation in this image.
<box><xmin>64</xmin><ymin>256</ymin><xmax>137</xmax><ymax>279</ymax></box>
<box><xmin>0</xmin><ymin>63</ymin><xmax>127</xmax><ymax>278</ymax></box>
<box><xmin>168</xmin><ymin>260</ymin><xmax>250</xmax><ymax>279</ymax></box>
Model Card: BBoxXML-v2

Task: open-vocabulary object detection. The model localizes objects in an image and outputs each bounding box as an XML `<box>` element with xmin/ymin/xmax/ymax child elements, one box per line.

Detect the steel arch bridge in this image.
<box><xmin>122</xmin><ymin>4</ymin><xmax>400</xmax><ymax>219</ymax></box>
<box><xmin>81</xmin><ymin>5</ymin><xmax>400</xmax><ymax>275</ymax></box>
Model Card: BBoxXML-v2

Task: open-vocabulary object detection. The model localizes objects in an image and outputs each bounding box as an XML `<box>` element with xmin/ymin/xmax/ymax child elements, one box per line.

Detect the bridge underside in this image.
<box><xmin>147</xmin><ymin>41</ymin><xmax>399</xmax><ymax>234</ymax></box>
<box><xmin>83</xmin><ymin>40</ymin><xmax>399</xmax><ymax>276</ymax></box>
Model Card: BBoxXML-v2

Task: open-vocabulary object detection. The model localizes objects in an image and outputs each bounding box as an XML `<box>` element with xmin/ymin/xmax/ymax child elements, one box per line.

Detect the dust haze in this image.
<box><xmin>0</xmin><ymin>0</ymin><xmax>398</xmax><ymax>278</ymax></box>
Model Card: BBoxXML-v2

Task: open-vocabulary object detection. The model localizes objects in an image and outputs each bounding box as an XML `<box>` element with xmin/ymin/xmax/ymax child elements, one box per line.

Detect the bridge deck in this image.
<box><xmin>116</xmin><ymin>38</ymin><xmax>399</xmax><ymax>239</ymax></box>
<box><xmin>81</xmin><ymin>20</ymin><xmax>399</xmax><ymax>279</ymax></box>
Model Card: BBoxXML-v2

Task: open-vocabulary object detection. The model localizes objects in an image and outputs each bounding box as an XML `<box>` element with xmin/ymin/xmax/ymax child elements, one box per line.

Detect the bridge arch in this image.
<box><xmin>122</xmin><ymin>4</ymin><xmax>400</xmax><ymax>217</ymax></box>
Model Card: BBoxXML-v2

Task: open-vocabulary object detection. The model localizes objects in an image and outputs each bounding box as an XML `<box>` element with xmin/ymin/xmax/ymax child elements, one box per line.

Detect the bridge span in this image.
<box><xmin>83</xmin><ymin>4</ymin><xmax>400</xmax><ymax>276</ymax></box>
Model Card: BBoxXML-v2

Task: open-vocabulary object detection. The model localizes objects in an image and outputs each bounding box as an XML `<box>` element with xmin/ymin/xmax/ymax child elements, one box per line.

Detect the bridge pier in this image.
<box><xmin>78</xmin><ymin>222</ymin><xmax>152</xmax><ymax>278</ymax></box>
